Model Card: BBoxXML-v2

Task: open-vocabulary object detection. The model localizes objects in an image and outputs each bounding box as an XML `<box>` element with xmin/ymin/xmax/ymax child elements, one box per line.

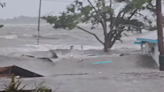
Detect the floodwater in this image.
<box><xmin>0</xmin><ymin>23</ymin><xmax>143</xmax><ymax>57</ymax></box>
<box><xmin>0</xmin><ymin>24</ymin><xmax>163</xmax><ymax>92</ymax></box>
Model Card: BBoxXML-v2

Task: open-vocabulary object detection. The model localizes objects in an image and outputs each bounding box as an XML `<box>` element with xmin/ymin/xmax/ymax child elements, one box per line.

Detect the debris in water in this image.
<box><xmin>93</xmin><ymin>61</ymin><xmax>111</xmax><ymax>64</ymax></box>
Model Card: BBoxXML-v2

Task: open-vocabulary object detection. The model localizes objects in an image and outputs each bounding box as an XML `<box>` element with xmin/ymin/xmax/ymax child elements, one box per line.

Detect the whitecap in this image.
<box><xmin>0</xmin><ymin>35</ymin><xmax>18</xmax><ymax>39</ymax></box>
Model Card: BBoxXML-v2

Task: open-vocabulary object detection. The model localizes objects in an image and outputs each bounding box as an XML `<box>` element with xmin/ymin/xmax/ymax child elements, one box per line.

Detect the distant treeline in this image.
<box><xmin>0</xmin><ymin>16</ymin><xmax>46</xmax><ymax>24</ymax></box>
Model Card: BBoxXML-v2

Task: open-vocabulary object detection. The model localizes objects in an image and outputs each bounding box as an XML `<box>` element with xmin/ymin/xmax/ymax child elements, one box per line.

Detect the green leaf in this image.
<box><xmin>42</xmin><ymin>0</ymin><xmax>155</xmax><ymax>51</ymax></box>
<box><xmin>0</xmin><ymin>25</ymin><xmax>3</xmax><ymax>28</ymax></box>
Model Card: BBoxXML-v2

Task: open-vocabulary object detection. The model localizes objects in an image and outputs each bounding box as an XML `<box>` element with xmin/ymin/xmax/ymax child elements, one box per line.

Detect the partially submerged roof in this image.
<box><xmin>0</xmin><ymin>55</ymin><xmax>57</xmax><ymax>76</ymax></box>
<box><xmin>134</xmin><ymin>30</ymin><xmax>164</xmax><ymax>45</ymax></box>
<box><xmin>0</xmin><ymin>65</ymin><xmax>43</xmax><ymax>78</ymax></box>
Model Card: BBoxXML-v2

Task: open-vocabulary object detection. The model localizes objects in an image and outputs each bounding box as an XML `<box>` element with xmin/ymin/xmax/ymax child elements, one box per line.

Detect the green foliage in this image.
<box><xmin>43</xmin><ymin>0</ymin><xmax>156</xmax><ymax>52</ymax></box>
<box><xmin>0</xmin><ymin>25</ymin><xmax>3</xmax><ymax>28</ymax></box>
<box><xmin>0</xmin><ymin>2</ymin><xmax>5</xmax><ymax>8</ymax></box>
<box><xmin>42</xmin><ymin>13</ymin><xmax>80</xmax><ymax>30</ymax></box>
<box><xmin>4</xmin><ymin>74</ymin><xmax>52</xmax><ymax>92</ymax></box>
<box><xmin>43</xmin><ymin>0</ymin><xmax>154</xmax><ymax>29</ymax></box>
<box><xmin>32</xmin><ymin>81</ymin><xmax>51</xmax><ymax>92</ymax></box>
<box><xmin>4</xmin><ymin>74</ymin><xmax>26</xmax><ymax>92</ymax></box>
<box><xmin>149</xmin><ymin>26</ymin><xmax>157</xmax><ymax>31</ymax></box>
<box><xmin>0</xmin><ymin>2</ymin><xmax>5</xmax><ymax>29</ymax></box>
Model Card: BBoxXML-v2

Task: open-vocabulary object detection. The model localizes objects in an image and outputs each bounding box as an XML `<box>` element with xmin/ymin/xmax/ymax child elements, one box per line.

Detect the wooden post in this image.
<box><xmin>156</xmin><ymin>0</ymin><xmax>164</xmax><ymax>70</ymax></box>
<box><xmin>37</xmin><ymin>0</ymin><xmax>42</xmax><ymax>45</ymax></box>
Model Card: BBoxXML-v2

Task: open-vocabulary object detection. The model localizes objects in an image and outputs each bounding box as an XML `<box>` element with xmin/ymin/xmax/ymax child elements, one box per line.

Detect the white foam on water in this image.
<box><xmin>24</xmin><ymin>44</ymin><xmax>103</xmax><ymax>51</ymax></box>
<box><xmin>22</xmin><ymin>34</ymin><xmax>33</xmax><ymax>37</ymax></box>
<box><xmin>0</xmin><ymin>27</ymin><xmax>148</xmax><ymax>55</ymax></box>
<box><xmin>0</xmin><ymin>35</ymin><xmax>18</xmax><ymax>39</ymax></box>
<box><xmin>0</xmin><ymin>44</ymin><xmax>102</xmax><ymax>55</ymax></box>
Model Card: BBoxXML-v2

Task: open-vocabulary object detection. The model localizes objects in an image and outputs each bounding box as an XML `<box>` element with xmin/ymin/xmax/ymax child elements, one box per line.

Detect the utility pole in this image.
<box><xmin>156</xmin><ymin>0</ymin><xmax>164</xmax><ymax>70</ymax></box>
<box><xmin>37</xmin><ymin>0</ymin><xmax>42</xmax><ymax>45</ymax></box>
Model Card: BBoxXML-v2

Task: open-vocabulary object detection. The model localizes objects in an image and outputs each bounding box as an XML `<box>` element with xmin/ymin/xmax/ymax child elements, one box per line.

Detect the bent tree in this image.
<box><xmin>43</xmin><ymin>0</ymin><xmax>154</xmax><ymax>52</ymax></box>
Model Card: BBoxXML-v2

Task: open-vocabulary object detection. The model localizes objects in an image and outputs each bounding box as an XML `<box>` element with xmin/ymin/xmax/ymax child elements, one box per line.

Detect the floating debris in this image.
<box><xmin>93</xmin><ymin>61</ymin><xmax>111</xmax><ymax>64</ymax></box>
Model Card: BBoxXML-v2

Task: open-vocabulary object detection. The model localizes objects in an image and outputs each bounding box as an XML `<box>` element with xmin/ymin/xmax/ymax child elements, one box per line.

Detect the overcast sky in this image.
<box><xmin>0</xmin><ymin>0</ymin><xmax>163</xmax><ymax>20</ymax></box>
<box><xmin>0</xmin><ymin>0</ymin><xmax>73</xmax><ymax>19</ymax></box>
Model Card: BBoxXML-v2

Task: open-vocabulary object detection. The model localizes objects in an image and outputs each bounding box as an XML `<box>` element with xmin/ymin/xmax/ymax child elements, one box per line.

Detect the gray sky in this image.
<box><xmin>0</xmin><ymin>0</ymin><xmax>162</xmax><ymax>20</ymax></box>
<box><xmin>0</xmin><ymin>0</ymin><xmax>73</xmax><ymax>19</ymax></box>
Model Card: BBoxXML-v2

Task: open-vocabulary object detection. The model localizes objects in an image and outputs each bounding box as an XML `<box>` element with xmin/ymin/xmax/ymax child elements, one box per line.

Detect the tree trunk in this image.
<box><xmin>104</xmin><ymin>45</ymin><xmax>108</xmax><ymax>52</ymax></box>
<box><xmin>107</xmin><ymin>30</ymin><xmax>123</xmax><ymax>49</ymax></box>
<box><xmin>103</xmin><ymin>36</ymin><xmax>109</xmax><ymax>52</ymax></box>
<box><xmin>104</xmin><ymin>40</ymin><xmax>109</xmax><ymax>52</ymax></box>
<box><xmin>107</xmin><ymin>31</ymin><xmax>115</xmax><ymax>49</ymax></box>
<box><xmin>108</xmin><ymin>42</ymin><xmax>113</xmax><ymax>49</ymax></box>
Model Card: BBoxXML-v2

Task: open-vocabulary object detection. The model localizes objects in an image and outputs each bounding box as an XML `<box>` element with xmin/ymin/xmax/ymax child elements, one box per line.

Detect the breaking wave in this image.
<box><xmin>0</xmin><ymin>43</ymin><xmax>140</xmax><ymax>59</ymax></box>
<box><xmin>0</xmin><ymin>34</ymin><xmax>18</xmax><ymax>39</ymax></box>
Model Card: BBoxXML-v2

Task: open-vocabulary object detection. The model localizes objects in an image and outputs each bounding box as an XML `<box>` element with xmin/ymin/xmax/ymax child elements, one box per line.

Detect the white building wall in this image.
<box><xmin>142</xmin><ymin>43</ymin><xmax>159</xmax><ymax>66</ymax></box>
<box><xmin>150</xmin><ymin>44</ymin><xmax>159</xmax><ymax>66</ymax></box>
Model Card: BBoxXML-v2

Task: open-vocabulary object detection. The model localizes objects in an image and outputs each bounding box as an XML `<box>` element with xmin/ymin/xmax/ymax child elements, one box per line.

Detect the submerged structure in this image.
<box><xmin>134</xmin><ymin>31</ymin><xmax>161</xmax><ymax>66</ymax></box>
<box><xmin>0</xmin><ymin>65</ymin><xmax>43</xmax><ymax>78</ymax></box>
